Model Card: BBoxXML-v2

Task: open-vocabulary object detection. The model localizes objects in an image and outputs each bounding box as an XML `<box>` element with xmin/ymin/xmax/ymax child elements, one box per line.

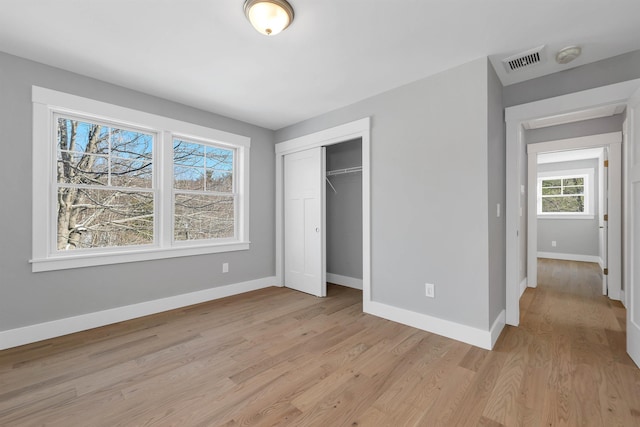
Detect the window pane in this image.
<box><xmin>174</xmin><ymin>140</ymin><xmax>234</xmax><ymax>193</ymax></box>
<box><xmin>57</xmin><ymin>188</ymin><xmax>153</xmax><ymax>250</ymax></box>
<box><xmin>174</xmin><ymin>194</ymin><xmax>234</xmax><ymax>240</ymax></box>
<box><xmin>563</xmin><ymin>185</ymin><xmax>584</xmax><ymax>195</ymax></box>
<box><xmin>541</xmin><ymin>187</ymin><xmax>561</xmax><ymax>196</ymax></box>
<box><xmin>110</xmin><ymin>130</ymin><xmax>153</xmax><ymax>161</ymax></box>
<box><xmin>563</xmin><ymin>177</ymin><xmax>584</xmax><ymax>186</ymax></box>
<box><xmin>57</xmin><ymin>118</ymin><xmax>153</xmax><ymax>188</ymax></box>
<box><xmin>57</xmin><ymin>118</ymin><xmax>109</xmax><ymax>155</ymax></box>
<box><xmin>173</xmin><ymin>140</ymin><xmax>205</xmax><ymax>167</ymax></box>
<box><xmin>542</xmin><ymin>196</ymin><xmax>584</xmax><ymax>213</ymax></box>
<box><xmin>111</xmin><ymin>157</ymin><xmax>153</xmax><ymax>188</ymax></box>
<box><xmin>174</xmin><ymin>165</ymin><xmax>205</xmax><ymax>191</ymax></box>
<box><xmin>205</xmin><ymin>146</ymin><xmax>233</xmax><ymax>169</ymax></box>
<box><xmin>207</xmin><ymin>170</ymin><xmax>233</xmax><ymax>192</ymax></box>
<box><xmin>57</xmin><ymin>153</ymin><xmax>109</xmax><ymax>185</ymax></box>
<box><xmin>542</xmin><ymin>179</ymin><xmax>561</xmax><ymax>187</ymax></box>
<box><xmin>205</xmin><ymin>146</ymin><xmax>234</xmax><ymax>192</ymax></box>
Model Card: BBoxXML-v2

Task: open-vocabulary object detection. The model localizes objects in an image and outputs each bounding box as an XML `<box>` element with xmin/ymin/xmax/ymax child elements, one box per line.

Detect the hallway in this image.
<box><xmin>492</xmin><ymin>258</ymin><xmax>640</xmax><ymax>425</ymax></box>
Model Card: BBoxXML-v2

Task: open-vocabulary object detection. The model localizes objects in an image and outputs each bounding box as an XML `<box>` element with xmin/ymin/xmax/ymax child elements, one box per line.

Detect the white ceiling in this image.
<box><xmin>1</xmin><ymin>1</ymin><xmax>639</xmax><ymax>130</ymax></box>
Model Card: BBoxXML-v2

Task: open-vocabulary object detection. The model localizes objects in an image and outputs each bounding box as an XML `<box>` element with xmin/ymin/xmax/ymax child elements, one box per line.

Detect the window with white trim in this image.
<box><xmin>56</xmin><ymin>115</ymin><xmax>155</xmax><ymax>250</ymax></box>
<box><xmin>32</xmin><ymin>87</ymin><xmax>250</xmax><ymax>272</ymax></box>
<box><xmin>172</xmin><ymin>138</ymin><xmax>236</xmax><ymax>241</ymax></box>
<box><xmin>537</xmin><ymin>168</ymin><xmax>593</xmax><ymax>217</ymax></box>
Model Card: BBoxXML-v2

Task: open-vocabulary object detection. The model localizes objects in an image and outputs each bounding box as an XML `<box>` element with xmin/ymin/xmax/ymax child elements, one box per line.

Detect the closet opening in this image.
<box><xmin>274</xmin><ymin>117</ymin><xmax>371</xmax><ymax>305</ymax></box>
<box><xmin>325</xmin><ymin>139</ymin><xmax>363</xmax><ymax>293</ymax></box>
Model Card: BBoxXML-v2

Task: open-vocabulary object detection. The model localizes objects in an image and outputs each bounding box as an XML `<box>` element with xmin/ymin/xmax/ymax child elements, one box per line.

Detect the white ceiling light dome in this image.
<box><xmin>555</xmin><ymin>45</ymin><xmax>582</xmax><ymax>64</ymax></box>
<box><xmin>244</xmin><ymin>0</ymin><xmax>294</xmax><ymax>36</ymax></box>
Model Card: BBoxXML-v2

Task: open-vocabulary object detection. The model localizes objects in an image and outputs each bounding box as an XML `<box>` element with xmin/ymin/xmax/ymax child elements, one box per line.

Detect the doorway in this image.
<box><xmin>527</xmin><ymin>134</ymin><xmax>622</xmax><ymax>300</ymax></box>
<box><xmin>535</xmin><ymin>147</ymin><xmax>608</xmax><ymax>294</ymax></box>
<box><xmin>325</xmin><ymin>139</ymin><xmax>363</xmax><ymax>291</ymax></box>
<box><xmin>505</xmin><ymin>79</ymin><xmax>640</xmax><ymax>327</ymax></box>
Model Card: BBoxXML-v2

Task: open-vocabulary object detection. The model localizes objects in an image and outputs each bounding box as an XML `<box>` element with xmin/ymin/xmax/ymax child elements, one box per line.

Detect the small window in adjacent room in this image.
<box><xmin>32</xmin><ymin>86</ymin><xmax>250</xmax><ymax>272</ymax></box>
<box><xmin>537</xmin><ymin>169</ymin><xmax>593</xmax><ymax>218</ymax></box>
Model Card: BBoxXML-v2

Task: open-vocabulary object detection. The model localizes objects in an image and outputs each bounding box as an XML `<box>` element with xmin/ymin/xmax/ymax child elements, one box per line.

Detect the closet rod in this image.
<box><xmin>326</xmin><ymin>166</ymin><xmax>362</xmax><ymax>176</ymax></box>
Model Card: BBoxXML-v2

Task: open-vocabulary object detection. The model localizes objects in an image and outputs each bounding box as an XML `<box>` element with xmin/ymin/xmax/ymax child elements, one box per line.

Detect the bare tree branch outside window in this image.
<box><xmin>56</xmin><ymin>117</ymin><xmax>154</xmax><ymax>250</ymax></box>
<box><xmin>173</xmin><ymin>140</ymin><xmax>235</xmax><ymax>241</ymax></box>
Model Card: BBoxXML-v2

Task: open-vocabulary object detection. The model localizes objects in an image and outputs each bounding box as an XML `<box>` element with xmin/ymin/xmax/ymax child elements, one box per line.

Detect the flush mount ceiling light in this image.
<box><xmin>555</xmin><ymin>46</ymin><xmax>582</xmax><ymax>64</ymax></box>
<box><xmin>244</xmin><ymin>0</ymin><xmax>294</xmax><ymax>36</ymax></box>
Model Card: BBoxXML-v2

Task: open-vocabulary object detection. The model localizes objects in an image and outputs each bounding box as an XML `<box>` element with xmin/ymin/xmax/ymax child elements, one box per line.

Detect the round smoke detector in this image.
<box><xmin>556</xmin><ymin>46</ymin><xmax>582</xmax><ymax>64</ymax></box>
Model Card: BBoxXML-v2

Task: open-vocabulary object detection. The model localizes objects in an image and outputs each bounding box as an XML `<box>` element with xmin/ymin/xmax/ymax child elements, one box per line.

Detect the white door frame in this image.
<box><xmin>626</xmin><ymin>86</ymin><xmax>640</xmax><ymax>367</ymax></box>
<box><xmin>526</xmin><ymin>133</ymin><xmax>622</xmax><ymax>298</ymax></box>
<box><xmin>506</xmin><ymin>78</ymin><xmax>640</xmax><ymax>326</ymax></box>
<box><xmin>275</xmin><ymin>118</ymin><xmax>371</xmax><ymax>304</ymax></box>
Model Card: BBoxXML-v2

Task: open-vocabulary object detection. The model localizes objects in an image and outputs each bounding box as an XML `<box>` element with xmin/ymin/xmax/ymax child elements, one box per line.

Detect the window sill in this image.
<box><xmin>30</xmin><ymin>241</ymin><xmax>250</xmax><ymax>272</ymax></box>
<box><xmin>537</xmin><ymin>214</ymin><xmax>594</xmax><ymax>220</ymax></box>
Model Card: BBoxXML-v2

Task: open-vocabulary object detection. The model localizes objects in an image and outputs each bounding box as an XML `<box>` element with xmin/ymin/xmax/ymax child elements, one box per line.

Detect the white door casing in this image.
<box><xmin>274</xmin><ymin>118</ymin><xmax>371</xmax><ymax>305</ymax></box>
<box><xmin>284</xmin><ymin>147</ymin><xmax>326</xmax><ymax>297</ymax></box>
<box><xmin>599</xmin><ymin>148</ymin><xmax>608</xmax><ymax>295</ymax></box>
<box><xmin>627</xmin><ymin>86</ymin><xmax>640</xmax><ymax>367</ymax></box>
<box><xmin>505</xmin><ymin>78</ymin><xmax>640</xmax><ymax>327</ymax></box>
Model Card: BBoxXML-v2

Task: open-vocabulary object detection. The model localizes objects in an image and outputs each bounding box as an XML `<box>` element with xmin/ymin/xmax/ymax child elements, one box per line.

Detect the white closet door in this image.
<box><xmin>284</xmin><ymin>147</ymin><xmax>326</xmax><ymax>297</ymax></box>
<box><xmin>628</xmin><ymin>86</ymin><xmax>640</xmax><ymax>367</ymax></box>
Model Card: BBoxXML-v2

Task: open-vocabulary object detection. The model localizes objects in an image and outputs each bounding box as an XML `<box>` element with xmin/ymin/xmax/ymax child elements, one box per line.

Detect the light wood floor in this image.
<box><xmin>1</xmin><ymin>260</ymin><xmax>639</xmax><ymax>426</ymax></box>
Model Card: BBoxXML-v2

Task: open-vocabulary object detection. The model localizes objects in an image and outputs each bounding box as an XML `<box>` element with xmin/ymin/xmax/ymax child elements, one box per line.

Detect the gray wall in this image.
<box><xmin>277</xmin><ymin>58</ymin><xmax>496</xmax><ymax>330</ymax></box>
<box><xmin>0</xmin><ymin>52</ymin><xmax>276</xmax><ymax>332</ymax></box>
<box><xmin>326</xmin><ymin>139</ymin><xmax>363</xmax><ymax>280</ymax></box>
<box><xmin>487</xmin><ymin>62</ymin><xmax>506</xmax><ymax>325</ymax></box>
<box><xmin>537</xmin><ymin>159</ymin><xmax>600</xmax><ymax>256</ymax></box>
<box><xmin>526</xmin><ymin>115</ymin><xmax>625</xmax><ymax>144</ymax></box>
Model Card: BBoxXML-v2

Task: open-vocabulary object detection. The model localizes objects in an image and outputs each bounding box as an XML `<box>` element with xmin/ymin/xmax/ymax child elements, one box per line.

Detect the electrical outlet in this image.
<box><xmin>425</xmin><ymin>283</ymin><xmax>435</xmax><ymax>298</ymax></box>
<box><xmin>551</xmin><ymin>241</ymin><xmax>557</xmax><ymax>247</ymax></box>
<box><xmin>222</xmin><ymin>263</ymin><xmax>229</xmax><ymax>273</ymax></box>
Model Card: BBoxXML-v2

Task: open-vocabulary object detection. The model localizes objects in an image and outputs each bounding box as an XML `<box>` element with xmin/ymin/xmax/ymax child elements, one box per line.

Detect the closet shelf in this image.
<box><xmin>326</xmin><ymin>166</ymin><xmax>362</xmax><ymax>176</ymax></box>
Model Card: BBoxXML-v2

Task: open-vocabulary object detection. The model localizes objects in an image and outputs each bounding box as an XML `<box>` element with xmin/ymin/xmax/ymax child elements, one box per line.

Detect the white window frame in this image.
<box><xmin>171</xmin><ymin>135</ymin><xmax>239</xmax><ymax>245</ymax></box>
<box><xmin>537</xmin><ymin>168</ymin><xmax>594</xmax><ymax>219</ymax></box>
<box><xmin>32</xmin><ymin>86</ymin><xmax>250</xmax><ymax>272</ymax></box>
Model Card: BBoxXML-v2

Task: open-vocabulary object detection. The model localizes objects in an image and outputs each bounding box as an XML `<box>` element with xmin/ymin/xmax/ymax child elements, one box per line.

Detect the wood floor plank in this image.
<box><xmin>2</xmin><ymin>262</ymin><xmax>640</xmax><ymax>426</ymax></box>
<box><xmin>447</xmin><ymin>350</ymin><xmax>508</xmax><ymax>427</ymax></box>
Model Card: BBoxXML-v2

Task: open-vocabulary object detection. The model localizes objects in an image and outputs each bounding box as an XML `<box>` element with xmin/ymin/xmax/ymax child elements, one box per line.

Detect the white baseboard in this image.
<box><xmin>490</xmin><ymin>310</ymin><xmax>506</xmax><ymax>349</ymax></box>
<box><xmin>363</xmin><ymin>300</ymin><xmax>498</xmax><ymax>350</ymax></box>
<box><xmin>608</xmin><ymin>287</ymin><xmax>621</xmax><ymax>301</ymax></box>
<box><xmin>326</xmin><ymin>273</ymin><xmax>363</xmax><ymax>290</ymax></box>
<box><xmin>0</xmin><ymin>276</ymin><xmax>276</xmax><ymax>351</ymax></box>
<box><xmin>520</xmin><ymin>277</ymin><xmax>528</xmax><ymax>297</ymax></box>
<box><xmin>537</xmin><ymin>252</ymin><xmax>601</xmax><ymax>263</ymax></box>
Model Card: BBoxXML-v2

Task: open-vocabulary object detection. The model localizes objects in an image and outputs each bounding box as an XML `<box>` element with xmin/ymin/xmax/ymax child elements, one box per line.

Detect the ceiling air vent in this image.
<box><xmin>502</xmin><ymin>45</ymin><xmax>546</xmax><ymax>73</ymax></box>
